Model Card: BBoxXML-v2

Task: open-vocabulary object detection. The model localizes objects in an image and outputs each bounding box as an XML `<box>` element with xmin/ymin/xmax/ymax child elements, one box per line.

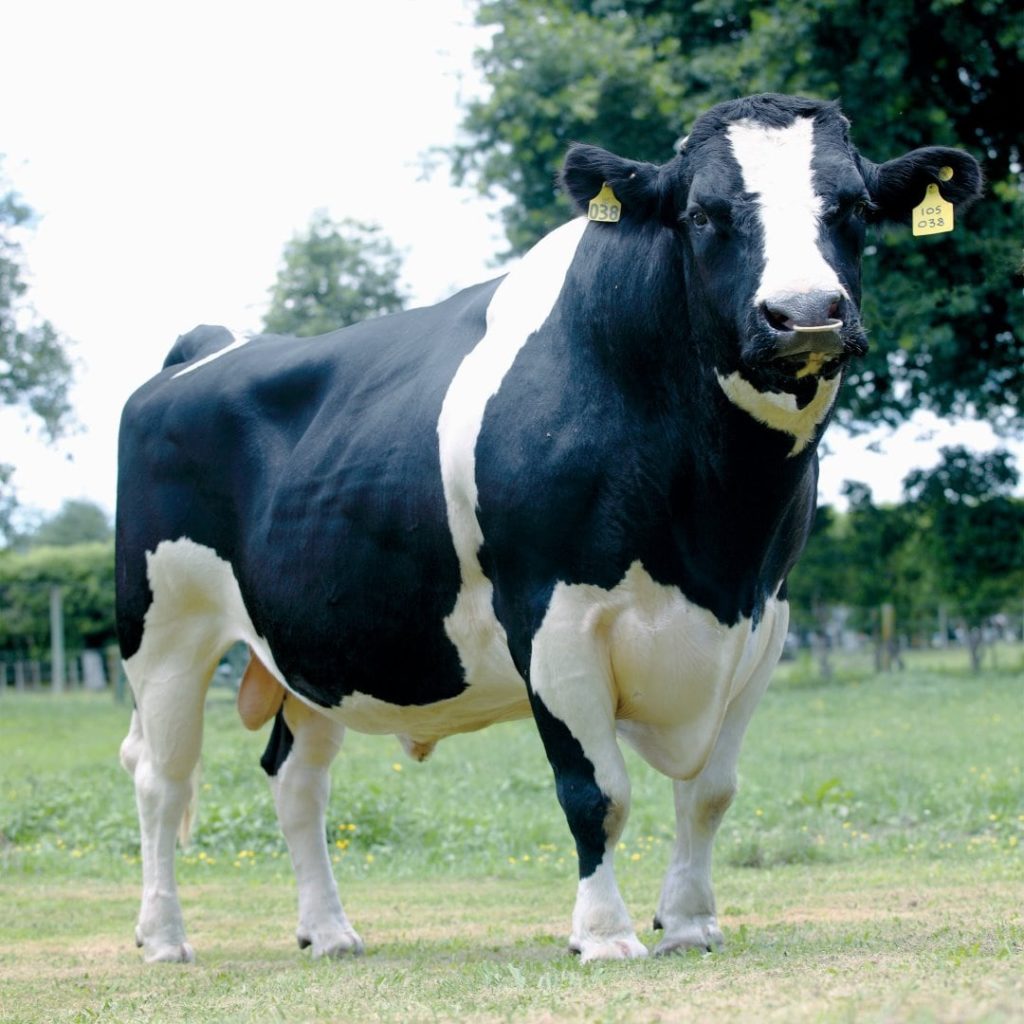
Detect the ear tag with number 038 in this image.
<box><xmin>912</xmin><ymin>175</ymin><xmax>954</xmax><ymax>238</ymax></box>
<box><xmin>588</xmin><ymin>182</ymin><xmax>621</xmax><ymax>223</ymax></box>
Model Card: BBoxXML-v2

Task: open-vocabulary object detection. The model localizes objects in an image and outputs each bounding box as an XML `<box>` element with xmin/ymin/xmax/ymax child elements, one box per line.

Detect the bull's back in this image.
<box><xmin>116</xmin><ymin>279</ymin><xmax>503</xmax><ymax>710</ymax></box>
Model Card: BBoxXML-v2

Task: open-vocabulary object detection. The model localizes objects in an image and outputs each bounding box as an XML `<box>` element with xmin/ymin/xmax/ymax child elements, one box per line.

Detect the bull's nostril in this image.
<box><xmin>762</xmin><ymin>304</ymin><xmax>791</xmax><ymax>332</ymax></box>
<box><xmin>827</xmin><ymin>298</ymin><xmax>841</xmax><ymax>320</ymax></box>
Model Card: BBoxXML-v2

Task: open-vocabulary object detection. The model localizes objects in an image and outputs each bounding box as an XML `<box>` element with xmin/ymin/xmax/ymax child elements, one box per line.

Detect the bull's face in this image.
<box><xmin>562</xmin><ymin>94</ymin><xmax>982</xmax><ymax>415</ymax></box>
<box><xmin>681</xmin><ymin>107</ymin><xmax>871</xmax><ymax>391</ymax></box>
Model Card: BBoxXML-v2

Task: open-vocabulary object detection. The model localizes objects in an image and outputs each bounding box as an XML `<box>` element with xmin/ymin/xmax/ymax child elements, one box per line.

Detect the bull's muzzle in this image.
<box><xmin>771</xmin><ymin>320</ymin><xmax>845</xmax><ymax>362</ymax></box>
<box><xmin>760</xmin><ymin>290</ymin><xmax>848</xmax><ymax>374</ymax></box>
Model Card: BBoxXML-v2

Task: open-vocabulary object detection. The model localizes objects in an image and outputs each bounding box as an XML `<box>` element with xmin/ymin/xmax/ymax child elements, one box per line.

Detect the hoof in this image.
<box><xmin>572</xmin><ymin>933</ymin><xmax>648</xmax><ymax>963</ymax></box>
<box><xmin>136</xmin><ymin>925</ymin><xmax>195</xmax><ymax>963</ymax></box>
<box><xmin>297</xmin><ymin>927</ymin><xmax>365</xmax><ymax>958</ymax></box>
<box><xmin>653</xmin><ymin>917</ymin><xmax>724</xmax><ymax>956</ymax></box>
<box><xmin>652</xmin><ymin>915</ymin><xmax>663</xmax><ymax>931</ymax></box>
<box><xmin>144</xmin><ymin>941</ymin><xmax>195</xmax><ymax>964</ymax></box>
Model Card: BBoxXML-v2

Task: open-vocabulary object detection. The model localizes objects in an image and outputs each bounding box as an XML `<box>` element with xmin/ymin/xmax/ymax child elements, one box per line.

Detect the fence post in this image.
<box><xmin>50</xmin><ymin>585</ymin><xmax>66</xmax><ymax>694</ymax></box>
<box><xmin>107</xmin><ymin>645</ymin><xmax>127</xmax><ymax>703</ymax></box>
<box><xmin>880</xmin><ymin>602</ymin><xmax>895</xmax><ymax>672</ymax></box>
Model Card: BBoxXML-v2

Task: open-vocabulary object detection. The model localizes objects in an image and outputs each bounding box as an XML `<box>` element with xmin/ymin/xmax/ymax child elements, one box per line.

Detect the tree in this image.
<box><xmin>784</xmin><ymin>504</ymin><xmax>849</xmax><ymax>678</ymax></box>
<box><xmin>26</xmin><ymin>500</ymin><xmax>112</xmax><ymax>549</ymax></box>
<box><xmin>263</xmin><ymin>212</ymin><xmax>407</xmax><ymax>337</ymax></box>
<box><xmin>1</xmin><ymin>161</ymin><xmax>75</xmax><ymax>546</ymax></box>
<box><xmin>0</xmin><ymin>542</ymin><xmax>116</xmax><ymax>658</ymax></box>
<box><xmin>451</xmin><ymin>0</ymin><xmax>1023</xmax><ymax>433</ymax></box>
<box><xmin>903</xmin><ymin>447</ymin><xmax>1024</xmax><ymax>671</ymax></box>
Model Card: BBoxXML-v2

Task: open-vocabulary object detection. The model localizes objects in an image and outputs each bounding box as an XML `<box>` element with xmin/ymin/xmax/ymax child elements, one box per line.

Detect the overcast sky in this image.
<box><xmin>1</xmin><ymin>0</ymin><xmax>1018</xmax><ymax>523</ymax></box>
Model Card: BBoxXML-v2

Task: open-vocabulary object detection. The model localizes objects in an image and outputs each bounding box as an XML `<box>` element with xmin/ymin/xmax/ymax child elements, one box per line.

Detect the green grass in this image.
<box><xmin>1</xmin><ymin>666</ymin><xmax>1022</xmax><ymax>1022</ymax></box>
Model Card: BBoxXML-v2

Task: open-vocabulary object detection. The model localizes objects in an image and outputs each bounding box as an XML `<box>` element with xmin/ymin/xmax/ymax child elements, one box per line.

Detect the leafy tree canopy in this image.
<box><xmin>23</xmin><ymin>499</ymin><xmax>113</xmax><ymax>549</ymax></box>
<box><xmin>1</xmin><ymin>162</ymin><xmax>75</xmax><ymax>548</ymax></box>
<box><xmin>902</xmin><ymin>447</ymin><xmax>1023</xmax><ymax>664</ymax></box>
<box><xmin>0</xmin><ymin>164</ymin><xmax>73</xmax><ymax>436</ymax></box>
<box><xmin>903</xmin><ymin>444</ymin><xmax>1019</xmax><ymax>507</ymax></box>
<box><xmin>263</xmin><ymin>212</ymin><xmax>407</xmax><ymax>337</ymax></box>
<box><xmin>0</xmin><ymin>541</ymin><xmax>116</xmax><ymax>657</ymax></box>
<box><xmin>789</xmin><ymin>447</ymin><xmax>1023</xmax><ymax>670</ymax></box>
<box><xmin>451</xmin><ymin>0</ymin><xmax>1023</xmax><ymax>433</ymax></box>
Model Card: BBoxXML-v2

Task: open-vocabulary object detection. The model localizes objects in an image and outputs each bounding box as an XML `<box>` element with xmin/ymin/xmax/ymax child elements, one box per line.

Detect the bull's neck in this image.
<box><xmin>654</xmin><ymin>428</ymin><xmax>819</xmax><ymax>624</ymax></box>
<box><xmin>550</xmin><ymin>220</ymin><xmax>824</xmax><ymax>619</ymax></box>
<box><xmin>557</xmin><ymin>221</ymin><xmax>703</xmax><ymax>408</ymax></box>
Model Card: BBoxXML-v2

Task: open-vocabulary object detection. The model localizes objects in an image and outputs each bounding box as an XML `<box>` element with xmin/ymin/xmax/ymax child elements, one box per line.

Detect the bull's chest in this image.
<box><xmin>529</xmin><ymin>562</ymin><xmax>788</xmax><ymax>779</ymax></box>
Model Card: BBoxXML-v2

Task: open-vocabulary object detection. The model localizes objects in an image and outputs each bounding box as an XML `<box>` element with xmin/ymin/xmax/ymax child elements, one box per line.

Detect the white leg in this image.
<box><xmin>271</xmin><ymin>697</ymin><xmax>363</xmax><ymax>958</ymax></box>
<box><xmin>131</xmin><ymin>758</ymin><xmax>198</xmax><ymax>962</ymax></box>
<box><xmin>653</xmin><ymin>641</ymin><xmax>780</xmax><ymax>956</ymax></box>
<box><xmin>570</xmin><ymin>855</ymin><xmax>647</xmax><ymax>962</ymax></box>
<box><xmin>121</xmin><ymin>654</ymin><xmax>212</xmax><ymax>963</ymax></box>
<box><xmin>529</xmin><ymin>589</ymin><xmax>646</xmax><ymax>962</ymax></box>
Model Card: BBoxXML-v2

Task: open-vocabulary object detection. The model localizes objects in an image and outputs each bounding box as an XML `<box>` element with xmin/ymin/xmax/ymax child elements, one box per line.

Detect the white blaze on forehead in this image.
<box><xmin>726</xmin><ymin>117</ymin><xmax>846</xmax><ymax>305</ymax></box>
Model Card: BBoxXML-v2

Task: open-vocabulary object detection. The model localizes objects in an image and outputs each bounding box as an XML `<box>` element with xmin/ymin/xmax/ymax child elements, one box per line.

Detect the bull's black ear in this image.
<box><xmin>862</xmin><ymin>146</ymin><xmax>983</xmax><ymax>223</ymax></box>
<box><xmin>560</xmin><ymin>144</ymin><xmax>662</xmax><ymax>220</ymax></box>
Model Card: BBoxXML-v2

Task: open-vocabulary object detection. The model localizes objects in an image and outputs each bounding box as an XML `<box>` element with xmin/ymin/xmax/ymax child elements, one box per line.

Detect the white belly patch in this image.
<box><xmin>126</xmin><ymin>538</ymin><xmax>530</xmax><ymax>742</ymax></box>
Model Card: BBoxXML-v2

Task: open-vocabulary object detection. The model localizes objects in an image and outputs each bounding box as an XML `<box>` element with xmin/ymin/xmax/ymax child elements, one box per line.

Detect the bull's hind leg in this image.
<box><xmin>120</xmin><ymin>639</ymin><xmax>221</xmax><ymax>963</ymax></box>
<box><xmin>262</xmin><ymin>696</ymin><xmax>363</xmax><ymax>957</ymax></box>
<box><xmin>118</xmin><ymin>539</ymin><xmax>243</xmax><ymax>962</ymax></box>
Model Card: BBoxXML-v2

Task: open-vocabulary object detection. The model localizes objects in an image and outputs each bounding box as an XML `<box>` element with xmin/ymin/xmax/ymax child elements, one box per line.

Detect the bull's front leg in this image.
<box><xmin>652</xmin><ymin>630</ymin><xmax>781</xmax><ymax>956</ymax></box>
<box><xmin>528</xmin><ymin>613</ymin><xmax>646</xmax><ymax>962</ymax></box>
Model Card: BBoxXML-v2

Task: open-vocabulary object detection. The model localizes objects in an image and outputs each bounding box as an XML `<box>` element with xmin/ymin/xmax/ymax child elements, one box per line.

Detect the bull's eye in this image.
<box><xmin>853</xmin><ymin>199</ymin><xmax>870</xmax><ymax>219</ymax></box>
<box><xmin>690</xmin><ymin>208</ymin><xmax>710</xmax><ymax>228</ymax></box>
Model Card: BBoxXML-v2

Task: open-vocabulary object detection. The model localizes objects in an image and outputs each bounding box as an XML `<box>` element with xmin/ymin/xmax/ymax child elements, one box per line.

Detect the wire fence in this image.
<box><xmin>0</xmin><ymin>645</ymin><xmax>123</xmax><ymax>696</ymax></box>
<box><xmin>2</xmin><ymin>611</ymin><xmax>1020</xmax><ymax>702</ymax></box>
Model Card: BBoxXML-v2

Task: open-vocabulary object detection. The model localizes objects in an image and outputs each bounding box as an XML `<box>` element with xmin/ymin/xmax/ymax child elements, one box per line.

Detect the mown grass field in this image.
<box><xmin>1</xmin><ymin>654</ymin><xmax>1022</xmax><ymax>1023</ymax></box>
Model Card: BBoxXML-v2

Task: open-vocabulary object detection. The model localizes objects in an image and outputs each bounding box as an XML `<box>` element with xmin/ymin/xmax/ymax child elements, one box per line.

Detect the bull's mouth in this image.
<box><xmin>770</xmin><ymin>323</ymin><xmax>846</xmax><ymax>379</ymax></box>
<box><xmin>743</xmin><ymin>316</ymin><xmax>867</xmax><ymax>389</ymax></box>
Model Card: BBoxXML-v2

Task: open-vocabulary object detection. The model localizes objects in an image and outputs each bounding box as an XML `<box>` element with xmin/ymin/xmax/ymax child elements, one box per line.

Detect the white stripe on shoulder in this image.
<box><xmin>437</xmin><ymin>218</ymin><xmax>588</xmax><ymax>684</ymax></box>
<box><xmin>171</xmin><ymin>332</ymin><xmax>250</xmax><ymax>379</ymax></box>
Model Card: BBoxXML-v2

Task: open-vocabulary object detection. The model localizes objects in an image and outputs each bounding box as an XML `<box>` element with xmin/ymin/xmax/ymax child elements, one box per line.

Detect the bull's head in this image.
<box><xmin>561</xmin><ymin>94</ymin><xmax>982</xmax><ymax>438</ymax></box>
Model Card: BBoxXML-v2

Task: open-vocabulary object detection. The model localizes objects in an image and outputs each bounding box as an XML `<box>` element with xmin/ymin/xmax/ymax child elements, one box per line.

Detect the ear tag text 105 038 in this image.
<box><xmin>588</xmin><ymin>183</ymin><xmax>621</xmax><ymax>223</ymax></box>
<box><xmin>912</xmin><ymin>167</ymin><xmax>955</xmax><ymax>237</ymax></box>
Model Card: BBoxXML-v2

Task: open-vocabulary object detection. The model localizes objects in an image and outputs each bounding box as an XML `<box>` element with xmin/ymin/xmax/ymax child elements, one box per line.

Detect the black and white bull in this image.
<box><xmin>116</xmin><ymin>93</ymin><xmax>981</xmax><ymax>962</ymax></box>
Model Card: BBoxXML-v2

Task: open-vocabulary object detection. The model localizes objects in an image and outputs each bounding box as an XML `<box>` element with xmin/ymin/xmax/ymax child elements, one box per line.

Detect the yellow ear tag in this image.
<box><xmin>588</xmin><ymin>183</ymin><xmax>621</xmax><ymax>223</ymax></box>
<box><xmin>912</xmin><ymin>176</ymin><xmax>954</xmax><ymax>237</ymax></box>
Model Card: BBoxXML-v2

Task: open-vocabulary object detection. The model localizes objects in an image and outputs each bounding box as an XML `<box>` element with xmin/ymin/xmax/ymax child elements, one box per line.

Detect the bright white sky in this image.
<box><xmin>0</xmin><ymin>0</ymin><xmax>1017</xmax><ymax>522</ymax></box>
